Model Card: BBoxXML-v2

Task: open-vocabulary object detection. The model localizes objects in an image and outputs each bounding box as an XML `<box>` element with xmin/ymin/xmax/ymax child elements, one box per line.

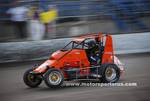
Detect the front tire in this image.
<box><xmin>44</xmin><ymin>69</ymin><xmax>64</xmax><ymax>88</ymax></box>
<box><xmin>23</xmin><ymin>68</ymin><xmax>42</xmax><ymax>88</ymax></box>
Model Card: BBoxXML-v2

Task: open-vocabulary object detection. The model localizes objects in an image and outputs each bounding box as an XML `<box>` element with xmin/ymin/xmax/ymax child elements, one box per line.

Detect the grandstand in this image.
<box><xmin>0</xmin><ymin>0</ymin><xmax>149</xmax><ymax>21</ymax></box>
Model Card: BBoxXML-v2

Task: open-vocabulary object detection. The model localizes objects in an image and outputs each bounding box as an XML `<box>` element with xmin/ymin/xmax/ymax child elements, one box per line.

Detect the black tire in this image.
<box><xmin>99</xmin><ymin>64</ymin><xmax>120</xmax><ymax>83</ymax></box>
<box><xmin>44</xmin><ymin>68</ymin><xmax>64</xmax><ymax>88</ymax></box>
<box><xmin>23</xmin><ymin>68</ymin><xmax>42</xmax><ymax>88</ymax></box>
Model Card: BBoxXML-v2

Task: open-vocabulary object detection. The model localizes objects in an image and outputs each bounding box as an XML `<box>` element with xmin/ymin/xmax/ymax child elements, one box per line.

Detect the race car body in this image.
<box><xmin>23</xmin><ymin>33</ymin><xmax>125</xmax><ymax>88</ymax></box>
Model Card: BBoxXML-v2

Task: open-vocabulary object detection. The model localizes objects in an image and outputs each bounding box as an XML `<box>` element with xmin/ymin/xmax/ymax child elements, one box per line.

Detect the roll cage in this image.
<box><xmin>60</xmin><ymin>33</ymin><xmax>114</xmax><ymax>64</ymax></box>
<box><xmin>62</xmin><ymin>38</ymin><xmax>98</xmax><ymax>51</ymax></box>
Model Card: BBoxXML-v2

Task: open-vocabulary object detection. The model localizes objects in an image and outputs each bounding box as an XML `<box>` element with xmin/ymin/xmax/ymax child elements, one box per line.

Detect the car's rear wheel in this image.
<box><xmin>44</xmin><ymin>68</ymin><xmax>64</xmax><ymax>88</ymax></box>
<box><xmin>23</xmin><ymin>68</ymin><xmax>42</xmax><ymax>88</ymax></box>
<box><xmin>99</xmin><ymin>64</ymin><xmax>120</xmax><ymax>83</ymax></box>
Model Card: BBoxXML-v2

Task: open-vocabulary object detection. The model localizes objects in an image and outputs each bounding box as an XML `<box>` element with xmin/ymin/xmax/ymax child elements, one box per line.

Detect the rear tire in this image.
<box><xmin>99</xmin><ymin>64</ymin><xmax>120</xmax><ymax>83</ymax></box>
<box><xmin>44</xmin><ymin>69</ymin><xmax>64</xmax><ymax>88</ymax></box>
<box><xmin>23</xmin><ymin>68</ymin><xmax>42</xmax><ymax>88</ymax></box>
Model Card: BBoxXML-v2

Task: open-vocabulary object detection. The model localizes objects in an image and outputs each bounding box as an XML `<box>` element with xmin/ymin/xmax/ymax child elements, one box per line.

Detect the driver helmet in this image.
<box><xmin>87</xmin><ymin>39</ymin><xmax>97</xmax><ymax>49</ymax></box>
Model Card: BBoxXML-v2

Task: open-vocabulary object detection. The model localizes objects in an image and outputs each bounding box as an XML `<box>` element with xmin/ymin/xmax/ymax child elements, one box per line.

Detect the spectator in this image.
<box><xmin>27</xmin><ymin>5</ymin><xmax>45</xmax><ymax>40</ymax></box>
<box><xmin>39</xmin><ymin>3</ymin><xmax>58</xmax><ymax>38</ymax></box>
<box><xmin>7</xmin><ymin>1</ymin><xmax>29</xmax><ymax>39</ymax></box>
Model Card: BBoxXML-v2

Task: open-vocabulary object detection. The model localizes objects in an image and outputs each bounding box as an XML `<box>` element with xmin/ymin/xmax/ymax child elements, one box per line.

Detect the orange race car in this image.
<box><xmin>23</xmin><ymin>33</ymin><xmax>124</xmax><ymax>88</ymax></box>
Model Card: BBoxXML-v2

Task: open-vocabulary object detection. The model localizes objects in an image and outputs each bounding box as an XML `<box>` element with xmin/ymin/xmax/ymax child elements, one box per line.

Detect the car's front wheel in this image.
<box><xmin>44</xmin><ymin>68</ymin><xmax>64</xmax><ymax>88</ymax></box>
<box><xmin>23</xmin><ymin>68</ymin><xmax>42</xmax><ymax>88</ymax></box>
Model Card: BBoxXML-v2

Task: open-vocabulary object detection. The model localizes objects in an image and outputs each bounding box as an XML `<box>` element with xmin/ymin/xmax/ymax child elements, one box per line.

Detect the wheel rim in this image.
<box><xmin>27</xmin><ymin>73</ymin><xmax>39</xmax><ymax>84</ymax></box>
<box><xmin>49</xmin><ymin>71</ymin><xmax>62</xmax><ymax>85</ymax></box>
<box><xmin>105</xmin><ymin>67</ymin><xmax>116</xmax><ymax>82</ymax></box>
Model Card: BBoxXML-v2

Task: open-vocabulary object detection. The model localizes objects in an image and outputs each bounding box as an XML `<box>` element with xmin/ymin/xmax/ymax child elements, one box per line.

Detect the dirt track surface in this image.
<box><xmin>0</xmin><ymin>53</ymin><xmax>150</xmax><ymax>101</ymax></box>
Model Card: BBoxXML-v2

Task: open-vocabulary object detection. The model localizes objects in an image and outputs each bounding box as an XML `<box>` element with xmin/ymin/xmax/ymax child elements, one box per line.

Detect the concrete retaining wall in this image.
<box><xmin>0</xmin><ymin>32</ymin><xmax>150</xmax><ymax>63</ymax></box>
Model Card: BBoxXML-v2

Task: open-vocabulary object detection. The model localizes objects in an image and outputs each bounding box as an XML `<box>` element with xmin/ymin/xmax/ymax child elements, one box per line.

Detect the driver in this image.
<box><xmin>87</xmin><ymin>39</ymin><xmax>101</xmax><ymax>65</ymax></box>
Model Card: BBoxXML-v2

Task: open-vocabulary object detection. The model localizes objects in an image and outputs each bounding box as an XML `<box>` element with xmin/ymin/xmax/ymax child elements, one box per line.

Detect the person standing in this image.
<box><xmin>27</xmin><ymin>5</ymin><xmax>45</xmax><ymax>40</ymax></box>
<box><xmin>7</xmin><ymin>1</ymin><xmax>29</xmax><ymax>39</ymax></box>
<box><xmin>39</xmin><ymin>2</ymin><xmax>58</xmax><ymax>38</ymax></box>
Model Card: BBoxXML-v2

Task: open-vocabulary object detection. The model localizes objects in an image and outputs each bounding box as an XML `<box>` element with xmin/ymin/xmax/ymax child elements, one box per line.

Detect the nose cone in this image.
<box><xmin>33</xmin><ymin>60</ymin><xmax>55</xmax><ymax>73</ymax></box>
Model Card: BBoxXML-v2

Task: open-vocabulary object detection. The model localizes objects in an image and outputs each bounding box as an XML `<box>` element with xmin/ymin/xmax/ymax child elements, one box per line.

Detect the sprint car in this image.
<box><xmin>23</xmin><ymin>33</ymin><xmax>124</xmax><ymax>88</ymax></box>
